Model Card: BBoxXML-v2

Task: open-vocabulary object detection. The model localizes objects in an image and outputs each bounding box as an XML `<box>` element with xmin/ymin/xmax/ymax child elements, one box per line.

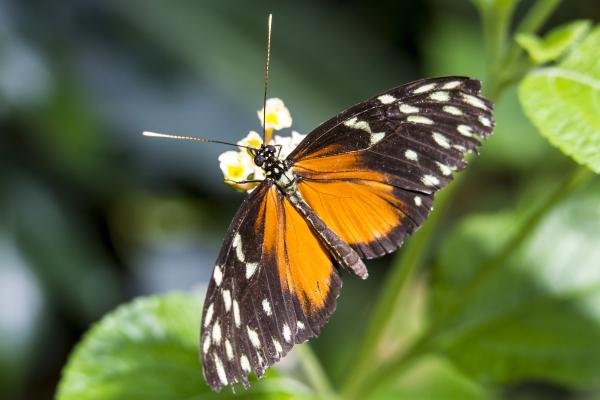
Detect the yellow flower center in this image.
<box><xmin>227</xmin><ymin>165</ymin><xmax>245</xmax><ymax>179</ymax></box>
<box><xmin>265</xmin><ymin>113</ymin><xmax>279</xmax><ymax>125</ymax></box>
<box><xmin>247</xmin><ymin>138</ymin><xmax>262</xmax><ymax>149</ymax></box>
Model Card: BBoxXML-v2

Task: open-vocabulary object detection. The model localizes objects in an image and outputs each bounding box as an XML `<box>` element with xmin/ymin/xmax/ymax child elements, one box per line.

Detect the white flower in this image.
<box><xmin>218</xmin><ymin>98</ymin><xmax>307</xmax><ymax>192</ymax></box>
<box><xmin>218</xmin><ymin>150</ymin><xmax>259</xmax><ymax>191</ymax></box>
<box><xmin>258</xmin><ymin>98</ymin><xmax>292</xmax><ymax>131</ymax></box>
<box><xmin>270</xmin><ymin>131</ymin><xmax>307</xmax><ymax>159</ymax></box>
<box><xmin>237</xmin><ymin>130</ymin><xmax>263</xmax><ymax>150</ymax></box>
<box><xmin>290</xmin><ymin>130</ymin><xmax>306</xmax><ymax>149</ymax></box>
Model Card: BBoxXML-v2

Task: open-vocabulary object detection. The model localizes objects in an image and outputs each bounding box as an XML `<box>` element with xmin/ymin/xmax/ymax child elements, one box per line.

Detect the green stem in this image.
<box><xmin>474</xmin><ymin>0</ymin><xmax>520</xmax><ymax>96</ymax></box>
<box><xmin>295</xmin><ymin>344</ymin><xmax>339</xmax><ymax>400</ymax></box>
<box><xmin>489</xmin><ymin>0</ymin><xmax>563</xmax><ymax>98</ymax></box>
<box><xmin>354</xmin><ymin>165</ymin><xmax>593</xmax><ymax>397</ymax></box>
<box><xmin>347</xmin><ymin>335</ymin><xmax>433</xmax><ymax>400</ymax></box>
<box><xmin>341</xmin><ymin>177</ymin><xmax>461</xmax><ymax>398</ymax></box>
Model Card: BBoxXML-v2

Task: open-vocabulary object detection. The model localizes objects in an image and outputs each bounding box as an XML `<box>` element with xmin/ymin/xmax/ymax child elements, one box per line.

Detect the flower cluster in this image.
<box><xmin>219</xmin><ymin>98</ymin><xmax>306</xmax><ymax>192</ymax></box>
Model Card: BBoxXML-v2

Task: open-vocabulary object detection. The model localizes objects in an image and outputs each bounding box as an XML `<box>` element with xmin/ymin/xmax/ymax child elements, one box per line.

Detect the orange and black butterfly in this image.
<box><xmin>144</xmin><ymin>16</ymin><xmax>494</xmax><ymax>392</ymax></box>
<box><xmin>198</xmin><ymin>75</ymin><xmax>494</xmax><ymax>390</ymax></box>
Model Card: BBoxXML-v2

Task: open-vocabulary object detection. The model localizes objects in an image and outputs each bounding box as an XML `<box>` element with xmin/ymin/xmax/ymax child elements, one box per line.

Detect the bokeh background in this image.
<box><xmin>1</xmin><ymin>1</ymin><xmax>599</xmax><ymax>399</ymax></box>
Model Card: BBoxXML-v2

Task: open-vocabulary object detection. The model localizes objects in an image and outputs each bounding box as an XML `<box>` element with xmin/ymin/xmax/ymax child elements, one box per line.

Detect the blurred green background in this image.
<box><xmin>1</xmin><ymin>1</ymin><xmax>599</xmax><ymax>399</ymax></box>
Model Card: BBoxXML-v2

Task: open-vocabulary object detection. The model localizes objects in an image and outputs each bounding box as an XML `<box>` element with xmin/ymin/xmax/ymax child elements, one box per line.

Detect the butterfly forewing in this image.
<box><xmin>290</xmin><ymin>77</ymin><xmax>494</xmax><ymax>259</ymax></box>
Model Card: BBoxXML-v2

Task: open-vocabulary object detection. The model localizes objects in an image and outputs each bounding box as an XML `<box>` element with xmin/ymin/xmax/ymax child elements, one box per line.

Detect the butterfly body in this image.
<box><xmin>201</xmin><ymin>76</ymin><xmax>494</xmax><ymax>391</ymax></box>
<box><xmin>251</xmin><ymin>144</ymin><xmax>369</xmax><ymax>278</ymax></box>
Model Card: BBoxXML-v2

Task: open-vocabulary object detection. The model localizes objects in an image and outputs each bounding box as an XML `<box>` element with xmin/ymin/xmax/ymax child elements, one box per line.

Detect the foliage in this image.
<box><xmin>56</xmin><ymin>293</ymin><xmax>312</xmax><ymax>400</ymax></box>
<box><xmin>520</xmin><ymin>25</ymin><xmax>600</xmax><ymax>173</ymax></box>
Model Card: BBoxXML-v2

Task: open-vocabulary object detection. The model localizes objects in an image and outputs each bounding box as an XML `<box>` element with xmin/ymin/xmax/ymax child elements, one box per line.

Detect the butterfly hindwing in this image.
<box><xmin>201</xmin><ymin>181</ymin><xmax>342</xmax><ymax>391</ymax></box>
<box><xmin>290</xmin><ymin>76</ymin><xmax>494</xmax><ymax>259</ymax></box>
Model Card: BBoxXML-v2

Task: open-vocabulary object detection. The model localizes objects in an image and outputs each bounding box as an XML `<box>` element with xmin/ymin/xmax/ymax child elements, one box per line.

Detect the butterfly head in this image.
<box><xmin>251</xmin><ymin>144</ymin><xmax>277</xmax><ymax>167</ymax></box>
<box><xmin>251</xmin><ymin>144</ymin><xmax>294</xmax><ymax>187</ymax></box>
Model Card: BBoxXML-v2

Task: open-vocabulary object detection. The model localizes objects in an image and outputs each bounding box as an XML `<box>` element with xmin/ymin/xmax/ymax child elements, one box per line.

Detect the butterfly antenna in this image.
<box><xmin>142</xmin><ymin>131</ymin><xmax>256</xmax><ymax>150</ymax></box>
<box><xmin>262</xmin><ymin>13</ymin><xmax>273</xmax><ymax>143</ymax></box>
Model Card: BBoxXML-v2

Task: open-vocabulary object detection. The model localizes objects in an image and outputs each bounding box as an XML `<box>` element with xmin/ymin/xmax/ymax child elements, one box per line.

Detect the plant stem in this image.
<box><xmin>347</xmin><ymin>334</ymin><xmax>433</xmax><ymax>400</ymax></box>
<box><xmin>354</xmin><ymin>165</ymin><xmax>593</xmax><ymax>397</ymax></box>
<box><xmin>341</xmin><ymin>177</ymin><xmax>461</xmax><ymax>398</ymax></box>
<box><xmin>488</xmin><ymin>0</ymin><xmax>563</xmax><ymax>98</ymax></box>
<box><xmin>474</xmin><ymin>0</ymin><xmax>520</xmax><ymax>96</ymax></box>
<box><xmin>295</xmin><ymin>344</ymin><xmax>339</xmax><ymax>400</ymax></box>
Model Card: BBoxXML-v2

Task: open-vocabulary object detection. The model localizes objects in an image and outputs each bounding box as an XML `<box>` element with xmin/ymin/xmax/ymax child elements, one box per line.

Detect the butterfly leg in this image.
<box><xmin>286</xmin><ymin>191</ymin><xmax>368</xmax><ymax>279</ymax></box>
<box><xmin>224</xmin><ymin>179</ymin><xmax>264</xmax><ymax>185</ymax></box>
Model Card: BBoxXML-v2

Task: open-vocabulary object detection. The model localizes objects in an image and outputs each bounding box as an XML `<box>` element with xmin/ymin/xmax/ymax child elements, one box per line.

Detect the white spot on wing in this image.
<box><xmin>370</xmin><ymin>132</ymin><xmax>385</xmax><ymax>145</ymax></box>
<box><xmin>247</xmin><ymin>326</ymin><xmax>261</xmax><ymax>348</ymax></box>
<box><xmin>443</xmin><ymin>105</ymin><xmax>463</xmax><ymax>116</ymax></box>
<box><xmin>262</xmin><ymin>299</ymin><xmax>272</xmax><ymax>316</ymax></box>
<box><xmin>378</xmin><ymin>94</ymin><xmax>396</xmax><ymax>104</ymax></box>
<box><xmin>204</xmin><ymin>303</ymin><xmax>214</xmax><ymax>327</ymax></box>
<box><xmin>213</xmin><ymin>265</ymin><xmax>223</xmax><ymax>286</ymax></box>
<box><xmin>461</xmin><ymin>93</ymin><xmax>487</xmax><ymax>109</ymax></box>
<box><xmin>422</xmin><ymin>175</ymin><xmax>440</xmax><ymax>187</ymax></box>
<box><xmin>442</xmin><ymin>80</ymin><xmax>461</xmax><ymax>89</ymax></box>
<box><xmin>203</xmin><ymin>335</ymin><xmax>211</xmax><ymax>354</ymax></box>
<box><xmin>344</xmin><ymin>117</ymin><xmax>372</xmax><ymax>133</ymax></box>
<box><xmin>283</xmin><ymin>324</ymin><xmax>292</xmax><ymax>342</ymax></box>
<box><xmin>436</xmin><ymin>161</ymin><xmax>453</xmax><ymax>176</ymax></box>
<box><xmin>233</xmin><ymin>233</ymin><xmax>241</xmax><ymax>248</ymax></box>
<box><xmin>235</xmin><ymin>244</ymin><xmax>245</xmax><ymax>262</ymax></box>
<box><xmin>399</xmin><ymin>104</ymin><xmax>419</xmax><ymax>113</ymax></box>
<box><xmin>453</xmin><ymin>144</ymin><xmax>467</xmax><ymax>152</ymax></box>
<box><xmin>240</xmin><ymin>355</ymin><xmax>251</xmax><ymax>372</ymax></box>
<box><xmin>225</xmin><ymin>339</ymin><xmax>234</xmax><ymax>361</ymax></box>
<box><xmin>273</xmin><ymin>339</ymin><xmax>283</xmax><ymax>354</ymax></box>
<box><xmin>405</xmin><ymin>149</ymin><xmax>418</xmax><ymax>161</ymax></box>
<box><xmin>214</xmin><ymin>354</ymin><xmax>228</xmax><ymax>385</ymax></box>
<box><xmin>429</xmin><ymin>91</ymin><xmax>450</xmax><ymax>101</ymax></box>
<box><xmin>414</xmin><ymin>196</ymin><xmax>422</xmax><ymax>206</ymax></box>
<box><xmin>212</xmin><ymin>321</ymin><xmax>222</xmax><ymax>344</ymax></box>
<box><xmin>432</xmin><ymin>132</ymin><xmax>451</xmax><ymax>149</ymax></box>
<box><xmin>246</xmin><ymin>262</ymin><xmax>258</xmax><ymax>279</ymax></box>
<box><xmin>222</xmin><ymin>290</ymin><xmax>231</xmax><ymax>312</ymax></box>
<box><xmin>233</xmin><ymin>300</ymin><xmax>241</xmax><ymax>327</ymax></box>
<box><xmin>479</xmin><ymin>115</ymin><xmax>492</xmax><ymax>127</ymax></box>
<box><xmin>413</xmin><ymin>83</ymin><xmax>436</xmax><ymax>93</ymax></box>
<box><xmin>457</xmin><ymin>124</ymin><xmax>474</xmax><ymax>137</ymax></box>
<box><xmin>297</xmin><ymin>321</ymin><xmax>305</xmax><ymax>330</ymax></box>
<box><xmin>407</xmin><ymin>115</ymin><xmax>433</xmax><ymax>125</ymax></box>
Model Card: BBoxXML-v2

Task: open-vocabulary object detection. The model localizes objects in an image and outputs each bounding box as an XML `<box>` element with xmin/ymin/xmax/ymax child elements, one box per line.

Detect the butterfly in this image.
<box><xmin>199</xmin><ymin>75</ymin><xmax>494</xmax><ymax>390</ymax></box>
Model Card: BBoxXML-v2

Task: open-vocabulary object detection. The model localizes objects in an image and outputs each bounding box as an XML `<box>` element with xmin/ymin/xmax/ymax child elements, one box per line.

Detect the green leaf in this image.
<box><xmin>371</xmin><ymin>355</ymin><xmax>492</xmax><ymax>400</ymax></box>
<box><xmin>516</xmin><ymin>20</ymin><xmax>592</xmax><ymax>64</ymax></box>
<box><xmin>519</xmin><ymin>25</ymin><xmax>600</xmax><ymax>174</ymax></box>
<box><xmin>430</xmin><ymin>190</ymin><xmax>600</xmax><ymax>388</ymax></box>
<box><xmin>56</xmin><ymin>293</ymin><xmax>311</xmax><ymax>400</ymax></box>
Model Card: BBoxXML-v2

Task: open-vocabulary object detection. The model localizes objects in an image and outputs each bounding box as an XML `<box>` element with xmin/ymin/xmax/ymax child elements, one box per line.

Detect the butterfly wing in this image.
<box><xmin>289</xmin><ymin>76</ymin><xmax>494</xmax><ymax>259</ymax></box>
<box><xmin>201</xmin><ymin>181</ymin><xmax>342</xmax><ymax>391</ymax></box>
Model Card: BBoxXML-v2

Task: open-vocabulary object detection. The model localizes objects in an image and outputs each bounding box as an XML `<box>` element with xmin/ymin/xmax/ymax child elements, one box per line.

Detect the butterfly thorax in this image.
<box><xmin>253</xmin><ymin>144</ymin><xmax>296</xmax><ymax>194</ymax></box>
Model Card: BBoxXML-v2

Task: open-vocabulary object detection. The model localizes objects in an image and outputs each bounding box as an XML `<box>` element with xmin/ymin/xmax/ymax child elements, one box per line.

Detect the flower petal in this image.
<box><xmin>258</xmin><ymin>98</ymin><xmax>292</xmax><ymax>131</ymax></box>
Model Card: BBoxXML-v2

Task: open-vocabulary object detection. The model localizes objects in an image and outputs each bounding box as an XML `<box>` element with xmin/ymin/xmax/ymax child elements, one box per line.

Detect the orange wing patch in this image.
<box><xmin>261</xmin><ymin>187</ymin><xmax>335</xmax><ymax>314</ymax></box>
<box><xmin>296</xmin><ymin>179</ymin><xmax>404</xmax><ymax>246</ymax></box>
<box><xmin>294</xmin><ymin>152</ymin><xmax>385</xmax><ymax>182</ymax></box>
